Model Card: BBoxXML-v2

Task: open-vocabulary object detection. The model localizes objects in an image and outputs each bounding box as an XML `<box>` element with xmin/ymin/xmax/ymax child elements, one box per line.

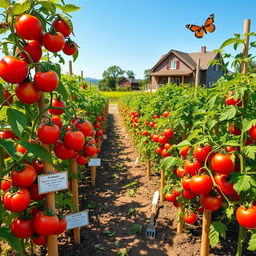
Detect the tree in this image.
<box><xmin>126</xmin><ymin>70</ymin><xmax>135</xmax><ymax>79</ymax></box>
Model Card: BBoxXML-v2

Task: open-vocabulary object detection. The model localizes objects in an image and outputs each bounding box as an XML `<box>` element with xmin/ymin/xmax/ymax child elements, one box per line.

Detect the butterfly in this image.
<box><xmin>185</xmin><ymin>14</ymin><xmax>215</xmax><ymax>38</ymax></box>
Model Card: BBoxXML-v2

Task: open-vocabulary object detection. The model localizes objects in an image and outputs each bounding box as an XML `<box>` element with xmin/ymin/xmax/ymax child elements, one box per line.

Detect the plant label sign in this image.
<box><xmin>134</xmin><ymin>157</ymin><xmax>139</xmax><ymax>166</ymax></box>
<box><xmin>88</xmin><ymin>158</ymin><xmax>101</xmax><ymax>167</ymax></box>
<box><xmin>66</xmin><ymin>211</ymin><xmax>89</xmax><ymax>230</ymax></box>
<box><xmin>38</xmin><ymin>171</ymin><xmax>68</xmax><ymax>195</ymax></box>
<box><xmin>103</xmin><ymin>134</ymin><xmax>107</xmax><ymax>140</ymax></box>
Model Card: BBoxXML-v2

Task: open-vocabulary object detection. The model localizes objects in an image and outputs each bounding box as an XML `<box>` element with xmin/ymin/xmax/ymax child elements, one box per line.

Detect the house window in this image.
<box><xmin>170</xmin><ymin>61</ymin><xmax>176</xmax><ymax>69</ymax></box>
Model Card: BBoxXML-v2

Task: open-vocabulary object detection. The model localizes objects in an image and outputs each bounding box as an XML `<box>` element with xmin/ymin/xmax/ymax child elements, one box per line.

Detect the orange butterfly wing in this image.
<box><xmin>186</xmin><ymin>24</ymin><xmax>204</xmax><ymax>38</ymax></box>
<box><xmin>204</xmin><ymin>13</ymin><xmax>215</xmax><ymax>33</ymax></box>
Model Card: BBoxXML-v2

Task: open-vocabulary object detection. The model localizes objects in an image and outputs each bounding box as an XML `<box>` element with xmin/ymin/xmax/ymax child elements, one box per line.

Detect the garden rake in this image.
<box><xmin>145</xmin><ymin>191</ymin><xmax>159</xmax><ymax>238</ymax></box>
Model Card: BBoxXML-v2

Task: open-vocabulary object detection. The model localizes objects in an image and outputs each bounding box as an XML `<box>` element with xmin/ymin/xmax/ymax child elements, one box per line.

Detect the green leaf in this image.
<box><xmin>175</xmin><ymin>140</ymin><xmax>191</xmax><ymax>148</ymax></box>
<box><xmin>248</xmin><ymin>233</ymin><xmax>256</xmax><ymax>251</ymax></box>
<box><xmin>207</xmin><ymin>95</ymin><xmax>217</xmax><ymax>109</ymax></box>
<box><xmin>220</xmin><ymin>38</ymin><xmax>238</xmax><ymax>49</ymax></box>
<box><xmin>219</xmin><ymin>106</ymin><xmax>237</xmax><ymax>121</ymax></box>
<box><xmin>12</xmin><ymin>0</ymin><xmax>31</xmax><ymax>15</ymax></box>
<box><xmin>0</xmin><ymin>139</ymin><xmax>19</xmax><ymax>160</ymax></box>
<box><xmin>242</xmin><ymin>119</ymin><xmax>256</xmax><ymax>132</ymax></box>
<box><xmin>160</xmin><ymin>156</ymin><xmax>178</xmax><ymax>170</ymax></box>
<box><xmin>73</xmin><ymin>48</ymin><xmax>79</xmax><ymax>62</ymax></box>
<box><xmin>243</xmin><ymin>145</ymin><xmax>256</xmax><ymax>159</ymax></box>
<box><xmin>231</xmin><ymin>173</ymin><xmax>256</xmax><ymax>193</ymax></box>
<box><xmin>0</xmin><ymin>0</ymin><xmax>9</xmax><ymax>8</ymax></box>
<box><xmin>223</xmin><ymin>140</ymin><xmax>240</xmax><ymax>147</ymax></box>
<box><xmin>62</xmin><ymin>4</ymin><xmax>80</xmax><ymax>13</ymax></box>
<box><xmin>0</xmin><ymin>227</ymin><xmax>24</xmax><ymax>255</ymax></box>
<box><xmin>7</xmin><ymin>109</ymin><xmax>27</xmax><ymax>138</ymax></box>
<box><xmin>39</xmin><ymin>1</ymin><xmax>56</xmax><ymax>14</ymax></box>
<box><xmin>19</xmin><ymin>141</ymin><xmax>53</xmax><ymax>164</ymax></box>
<box><xmin>56</xmin><ymin>81</ymin><xmax>68</xmax><ymax>101</ymax></box>
<box><xmin>209</xmin><ymin>221</ymin><xmax>227</xmax><ymax>247</ymax></box>
<box><xmin>225</xmin><ymin>207</ymin><xmax>234</xmax><ymax>220</ymax></box>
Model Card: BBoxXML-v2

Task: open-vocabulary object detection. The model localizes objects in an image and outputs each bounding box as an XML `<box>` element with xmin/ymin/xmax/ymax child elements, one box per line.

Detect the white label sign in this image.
<box><xmin>103</xmin><ymin>134</ymin><xmax>107</xmax><ymax>140</ymax></box>
<box><xmin>38</xmin><ymin>171</ymin><xmax>68</xmax><ymax>195</ymax></box>
<box><xmin>66</xmin><ymin>211</ymin><xmax>89</xmax><ymax>230</ymax></box>
<box><xmin>125</xmin><ymin>134</ymin><xmax>128</xmax><ymax>139</ymax></box>
<box><xmin>88</xmin><ymin>158</ymin><xmax>101</xmax><ymax>167</ymax></box>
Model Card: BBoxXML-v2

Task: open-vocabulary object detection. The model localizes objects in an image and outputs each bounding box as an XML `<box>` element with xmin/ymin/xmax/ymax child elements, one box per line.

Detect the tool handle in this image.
<box><xmin>152</xmin><ymin>191</ymin><xmax>159</xmax><ymax>205</ymax></box>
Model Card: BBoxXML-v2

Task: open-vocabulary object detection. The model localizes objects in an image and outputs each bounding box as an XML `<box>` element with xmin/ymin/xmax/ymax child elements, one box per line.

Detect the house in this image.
<box><xmin>119</xmin><ymin>77</ymin><xmax>139</xmax><ymax>90</ymax></box>
<box><xmin>149</xmin><ymin>46</ymin><xmax>224</xmax><ymax>90</ymax></box>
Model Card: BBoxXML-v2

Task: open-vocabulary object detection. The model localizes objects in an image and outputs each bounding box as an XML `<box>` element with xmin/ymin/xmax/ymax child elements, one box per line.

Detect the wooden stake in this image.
<box><xmin>146</xmin><ymin>159</ymin><xmax>151</xmax><ymax>177</ymax></box>
<box><xmin>195</xmin><ymin>58</ymin><xmax>200</xmax><ymax>87</ymax></box>
<box><xmin>200</xmin><ymin>210</ymin><xmax>212</xmax><ymax>256</ymax></box>
<box><xmin>177</xmin><ymin>205</ymin><xmax>184</xmax><ymax>233</ymax></box>
<box><xmin>81</xmin><ymin>70</ymin><xmax>84</xmax><ymax>79</ymax></box>
<box><xmin>241</xmin><ymin>19</ymin><xmax>251</xmax><ymax>74</ymax></box>
<box><xmin>68</xmin><ymin>61</ymin><xmax>81</xmax><ymax>244</ymax></box>
<box><xmin>160</xmin><ymin>169</ymin><xmax>165</xmax><ymax>202</ymax></box>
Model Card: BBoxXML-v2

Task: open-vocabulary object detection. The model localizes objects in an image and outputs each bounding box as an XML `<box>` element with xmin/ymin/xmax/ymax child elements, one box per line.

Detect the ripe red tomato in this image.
<box><xmin>51</xmin><ymin>116</ymin><xmax>62</xmax><ymax>129</ymax></box>
<box><xmin>214</xmin><ymin>174</ymin><xmax>236</xmax><ymax>196</ymax></box>
<box><xmin>84</xmin><ymin>144</ymin><xmax>97</xmax><ymax>156</ymax></box>
<box><xmin>3</xmin><ymin>188</ymin><xmax>31</xmax><ymax>212</ymax></box>
<box><xmin>34</xmin><ymin>70</ymin><xmax>59</xmax><ymax>92</ymax></box>
<box><xmin>183</xmin><ymin>189</ymin><xmax>196</xmax><ymax>199</ymax></box>
<box><xmin>74</xmin><ymin>120</ymin><xmax>93</xmax><ymax>137</ymax></box>
<box><xmin>163</xmin><ymin>128</ymin><xmax>174</xmax><ymax>138</ymax></box>
<box><xmin>226</xmin><ymin>146</ymin><xmax>235</xmax><ymax>152</ymax></box>
<box><xmin>158</xmin><ymin>135</ymin><xmax>168</xmax><ymax>144</ymax></box>
<box><xmin>55</xmin><ymin>217</ymin><xmax>67</xmax><ymax>234</ymax></box>
<box><xmin>29</xmin><ymin>183</ymin><xmax>45</xmax><ymax>201</ymax></box>
<box><xmin>161</xmin><ymin>149</ymin><xmax>170</xmax><ymax>158</ymax></box>
<box><xmin>153</xmin><ymin>114</ymin><xmax>159</xmax><ymax>119</ymax></box>
<box><xmin>173</xmin><ymin>200</ymin><xmax>179</xmax><ymax>208</ymax></box>
<box><xmin>248</xmin><ymin>125</ymin><xmax>256</xmax><ymax>140</ymax></box>
<box><xmin>183</xmin><ymin>211</ymin><xmax>197</xmax><ymax>224</ymax></box>
<box><xmin>163</xmin><ymin>143</ymin><xmax>171</xmax><ymax>150</ymax></box>
<box><xmin>200</xmin><ymin>194</ymin><xmax>223</xmax><ymax>211</ymax></box>
<box><xmin>16</xmin><ymin>143</ymin><xmax>27</xmax><ymax>154</ymax></box>
<box><xmin>38</xmin><ymin>123</ymin><xmax>60</xmax><ymax>144</ymax></box>
<box><xmin>30</xmin><ymin>207</ymin><xmax>42</xmax><ymax>218</ymax></box>
<box><xmin>64</xmin><ymin>131</ymin><xmax>85</xmax><ymax>151</ymax></box>
<box><xmin>156</xmin><ymin>147</ymin><xmax>163</xmax><ymax>155</ymax></box>
<box><xmin>181</xmin><ymin>177</ymin><xmax>191</xmax><ymax>190</ymax></box>
<box><xmin>15</xmin><ymin>81</ymin><xmax>41</xmax><ymax>104</ymax></box>
<box><xmin>163</xmin><ymin>111</ymin><xmax>169</xmax><ymax>118</ymax></box>
<box><xmin>33</xmin><ymin>212</ymin><xmax>59</xmax><ymax>236</ymax></box>
<box><xmin>43</xmin><ymin>32</ymin><xmax>65</xmax><ymax>52</ymax></box>
<box><xmin>48</xmin><ymin>98</ymin><xmax>66</xmax><ymax>115</ymax></box>
<box><xmin>228</xmin><ymin>124</ymin><xmax>241</xmax><ymax>136</ymax></box>
<box><xmin>77</xmin><ymin>154</ymin><xmax>89</xmax><ymax>165</ymax></box>
<box><xmin>165</xmin><ymin>192</ymin><xmax>176</xmax><ymax>202</ymax></box>
<box><xmin>15</xmin><ymin>14</ymin><xmax>42</xmax><ymax>40</ymax></box>
<box><xmin>190</xmin><ymin>175</ymin><xmax>213</xmax><ymax>195</ymax></box>
<box><xmin>19</xmin><ymin>40</ymin><xmax>42</xmax><ymax>63</ymax></box>
<box><xmin>0</xmin><ymin>130</ymin><xmax>16</xmax><ymax>140</ymax></box>
<box><xmin>211</xmin><ymin>153</ymin><xmax>235</xmax><ymax>174</ymax></box>
<box><xmin>0</xmin><ymin>56</ymin><xmax>28</xmax><ymax>84</ymax></box>
<box><xmin>179</xmin><ymin>146</ymin><xmax>191</xmax><ymax>158</ymax></box>
<box><xmin>184</xmin><ymin>159</ymin><xmax>202</xmax><ymax>176</ymax></box>
<box><xmin>54</xmin><ymin>140</ymin><xmax>74</xmax><ymax>160</ymax></box>
<box><xmin>62</xmin><ymin>41</ymin><xmax>77</xmax><ymax>55</ymax></box>
<box><xmin>86</xmin><ymin>137</ymin><xmax>96</xmax><ymax>145</ymax></box>
<box><xmin>225</xmin><ymin>91</ymin><xmax>242</xmax><ymax>106</ymax></box>
<box><xmin>142</xmin><ymin>130</ymin><xmax>149</xmax><ymax>136</ymax></box>
<box><xmin>1</xmin><ymin>177</ymin><xmax>12</xmax><ymax>191</ymax></box>
<box><xmin>236</xmin><ymin>206</ymin><xmax>256</xmax><ymax>229</ymax></box>
<box><xmin>176</xmin><ymin>166</ymin><xmax>186</xmax><ymax>178</ymax></box>
<box><xmin>11</xmin><ymin>164</ymin><xmax>36</xmax><ymax>187</ymax></box>
<box><xmin>193</xmin><ymin>144</ymin><xmax>212</xmax><ymax>163</ymax></box>
<box><xmin>32</xmin><ymin>235</ymin><xmax>47</xmax><ymax>245</ymax></box>
<box><xmin>11</xmin><ymin>217</ymin><xmax>34</xmax><ymax>239</ymax></box>
<box><xmin>52</xmin><ymin>19</ymin><xmax>71</xmax><ymax>37</ymax></box>
<box><xmin>3</xmin><ymin>89</ymin><xmax>14</xmax><ymax>106</ymax></box>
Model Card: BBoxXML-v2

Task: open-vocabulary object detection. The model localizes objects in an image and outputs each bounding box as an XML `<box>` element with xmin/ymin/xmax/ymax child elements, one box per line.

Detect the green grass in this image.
<box><xmin>100</xmin><ymin>91</ymin><xmax>146</xmax><ymax>101</ymax></box>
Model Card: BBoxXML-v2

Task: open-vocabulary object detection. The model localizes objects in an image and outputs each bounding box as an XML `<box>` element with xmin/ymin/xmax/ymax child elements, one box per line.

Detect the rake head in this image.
<box><xmin>145</xmin><ymin>216</ymin><xmax>156</xmax><ymax>238</ymax></box>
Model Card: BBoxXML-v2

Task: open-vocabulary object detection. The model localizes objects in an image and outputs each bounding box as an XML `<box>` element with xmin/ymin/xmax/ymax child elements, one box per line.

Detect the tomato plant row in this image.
<box><xmin>119</xmin><ymin>35</ymin><xmax>256</xmax><ymax>255</ymax></box>
<box><xmin>0</xmin><ymin>1</ymin><xmax>108</xmax><ymax>255</ymax></box>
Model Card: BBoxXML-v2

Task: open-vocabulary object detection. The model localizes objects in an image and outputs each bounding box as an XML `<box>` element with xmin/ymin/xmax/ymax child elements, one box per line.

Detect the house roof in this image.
<box><xmin>150</xmin><ymin>70</ymin><xmax>193</xmax><ymax>76</ymax></box>
<box><xmin>119</xmin><ymin>77</ymin><xmax>139</xmax><ymax>84</ymax></box>
<box><xmin>151</xmin><ymin>49</ymin><xmax>218</xmax><ymax>72</ymax></box>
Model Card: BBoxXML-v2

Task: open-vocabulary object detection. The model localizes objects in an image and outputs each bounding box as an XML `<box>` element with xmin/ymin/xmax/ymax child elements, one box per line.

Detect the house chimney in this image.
<box><xmin>201</xmin><ymin>46</ymin><xmax>206</xmax><ymax>53</ymax></box>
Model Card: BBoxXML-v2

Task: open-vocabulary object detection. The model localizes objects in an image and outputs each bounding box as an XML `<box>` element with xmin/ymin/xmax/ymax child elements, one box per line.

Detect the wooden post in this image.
<box><xmin>146</xmin><ymin>158</ymin><xmax>151</xmax><ymax>177</ymax></box>
<box><xmin>68</xmin><ymin>61</ymin><xmax>80</xmax><ymax>244</ymax></box>
<box><xmin>81</xmin><ymin>70</ymin><xmax>84</xmax><ymax>79</ymax></box>
<box><xmin>160</xmin><ymin>169</ymin><xmax>165</xmax><ymax>202</ymax></box>
<box><xmin>200</xmin><ymin>210</ymin><xmax>212</xmax><ymax>256</ymax></box>
<box><xmin>195</xmin><ymin>58</ymin><xmax>200</xmax><ymax>87</ymax></box>
<box><xmin>177</xmin><ymin>204</ymin><xmax>184</xmax><ymax>233</ymax></box>
<box><xmin>36</xmin><ymin>77</ymin><xmax>59</xmax><ymax>256</ymax></box>
<box><xmin>241</xmin><ymin>19</ymin><xmax>251</xmax><ymax>74</ymax></box>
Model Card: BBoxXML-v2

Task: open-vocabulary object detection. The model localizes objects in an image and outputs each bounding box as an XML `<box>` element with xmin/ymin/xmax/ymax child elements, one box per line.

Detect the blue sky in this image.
<box><xmin>67</xmin><ymin>0</ymin><xmax>256</xmax><ymax>79</ymax></box>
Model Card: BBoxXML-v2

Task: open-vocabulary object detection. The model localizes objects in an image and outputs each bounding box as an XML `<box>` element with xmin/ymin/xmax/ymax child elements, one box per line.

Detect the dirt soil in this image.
<box><xmin>57</xmin><ymin>104</ymin><xmax>253</xmax><ymax>256</ymax></box>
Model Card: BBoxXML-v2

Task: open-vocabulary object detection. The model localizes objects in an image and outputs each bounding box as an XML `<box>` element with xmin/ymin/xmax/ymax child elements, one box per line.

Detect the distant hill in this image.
<box><xmin>84</xmin><ymin>77</ymin><xmax>100</xmax><ymax>84</ymax></box>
